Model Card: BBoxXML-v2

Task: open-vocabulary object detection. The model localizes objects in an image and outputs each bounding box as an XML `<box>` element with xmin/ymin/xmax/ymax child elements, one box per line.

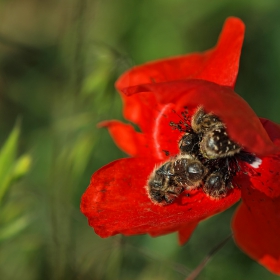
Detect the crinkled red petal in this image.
<box><xmin>116</xmin><ymin>17</ymin><xmax>244</xmax><ymax>91</ymax></box>
<box><xmin>232</xmin><ymin>182</ymin><xmax>280</xmax><ymax>275</ymax></box>
<box><xmin>81</xmin><ymin>158</ymin><xmax>241</xmax><ymax>238</ymax></box>
<box><xmin>123</xmin><ymin>79</ymin><xmax>280</xmax><ymax>157</ymax></box>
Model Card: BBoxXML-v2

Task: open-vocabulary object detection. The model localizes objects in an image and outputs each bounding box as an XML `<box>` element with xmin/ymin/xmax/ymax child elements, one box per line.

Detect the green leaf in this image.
<box><xmin>0</xmin><ymin>214</ymin><xmax>32</xmax><ymax>242</ymax></box>
<box><xmin>0</xmin><ymin>154</ymin><xmax>32</xmax><ymax>205</ymax></box>
<box><xmin>12</xmin><ymin>155</ymin><xmax>32</xmax><ymax>181</ymax></box>
<box><xmin>0</xmin><ymin>124</ymin><xmax>20</xmax><ymax>201</ymax></box>
<box><xmin>0</xmin><ymin>123</ymin><xmax>31</xmax><ymax>204</ymax></box>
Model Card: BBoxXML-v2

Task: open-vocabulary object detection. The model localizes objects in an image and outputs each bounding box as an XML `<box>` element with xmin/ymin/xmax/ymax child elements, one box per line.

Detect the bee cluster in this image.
<box><xmin>146</xmin><ymin>107</ymin><xmax>256</xmax><ymax>205</ymax></box>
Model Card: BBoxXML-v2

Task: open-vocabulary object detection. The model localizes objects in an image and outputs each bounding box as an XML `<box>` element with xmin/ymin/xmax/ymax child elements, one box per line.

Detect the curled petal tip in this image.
<box><xmin>97</xmin><ymin>120</ymin><xmax>111</xmax><ymax>128</ymax></box>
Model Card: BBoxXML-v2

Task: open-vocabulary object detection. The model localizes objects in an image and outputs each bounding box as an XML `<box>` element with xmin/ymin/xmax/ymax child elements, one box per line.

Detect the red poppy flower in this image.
<box><xmin>81</xmin><ymin>17</ymin><xmax>280</xmax><ymax>275</ymax></box>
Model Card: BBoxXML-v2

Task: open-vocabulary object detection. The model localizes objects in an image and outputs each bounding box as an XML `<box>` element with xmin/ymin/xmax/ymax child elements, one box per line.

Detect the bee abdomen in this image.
<box><xmin>173</xmin><ymin>156</ymin><xmax>207</xmax><ymax>188</ymax></box>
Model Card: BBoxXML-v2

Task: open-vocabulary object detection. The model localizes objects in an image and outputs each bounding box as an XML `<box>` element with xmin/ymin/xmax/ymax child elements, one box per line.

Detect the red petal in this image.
<box><xmin>100</xmin><ymin>106</ymin><xmax>187</xmax><ymax>161</ymax></box>
<box><xmin>248</xmin><ymin>155</ymin><xmax>280</xmax><ymax>198</ymax></box>
<box><xmin>197</xmin><ymin>17</ymin><xmax>244</xmax><ymax>88</ymax></box>
<box><xmin>98</xmin><ymin>120</ymin><xmax>152</xmax><ymax>157</ymax></box>
<box><xmin>81</xmin><ymin>158</ymin><xmax>241</xmax><ymax>238</ymax></box>
<box><xmin>178</xmin><ymin>222</ymin><xmax>198</xmax><ymax>245</ymax></box>
<box><xmin>123</xmin><ymin>79</ymin><xmax>280</xmax><ymax>157</ymax></box>
<box><xmin>148</xmin><ymin>222</ymin><xmax>198</xmax><ymax>245</ymax></box>
<box><xmin>232</xmin><ymin>184</ymin><xmax>280</xmax><ymax>275</ymax></box>
<box><xmin>260</xmin><ymin>118</ymin><xmax>280</xmax><ymax>147</ymax></box>
<box><xmin>146</xmin><ymin>103</ymin><xmax>185</xmax><ymax>159</ymax></box>
<box><xmin>119</xmin><ymin>91</ymin><xmax>160</xmax><ymax>133</ymax></box>
<box><xmin>116</xmin><ymin>17</ymin><xmax>244</xmax><ymax>92</ymax></box>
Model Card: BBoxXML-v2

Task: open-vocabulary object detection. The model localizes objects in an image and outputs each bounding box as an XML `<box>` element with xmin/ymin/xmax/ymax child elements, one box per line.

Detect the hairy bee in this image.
<box><xmin>191</xmin><ymin>106</ymin><xmax>224</xmax><ymax>134</ymax></box>
<box><xmin>178</xmin><ymin>132</ymin><xmax>199</xmax><ymax>156</ymax></box>
<box><xmin>146</xmin><ymin>161</ymin><xmax>183</xmax><ymax>205</ymax></box>
<box><xmin>203</xmin><ymin>172</ymin><xmax>228</xmax><ymax>199</ymax></box>
<box><xmin>192</xmin><ymin>107</ymin><xmax>241</xmax><ymax>159</ymax></box>
<box><xmin>200</xmin><ymin>127</ymin><xmax>241</xmax><ymax>159</ymax></box>
<box><xmin>172</xmin><ymin>155</ymin><xmax>207</xmax><ymax>188</ymax></box>
<box><xmin>146</xmin><ymin>155</ymin><xmax>207</xmax><ymax>205</ymax></box>
<box><xmin>159</xmin><ymin>106</ymin><xmax>260</xmax><ymax>203</ymax></box>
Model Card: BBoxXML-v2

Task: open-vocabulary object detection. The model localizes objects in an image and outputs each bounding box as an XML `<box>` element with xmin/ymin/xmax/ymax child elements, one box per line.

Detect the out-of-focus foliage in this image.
<box><xmin>0</xmin><ymin>123</ymin><xmax>31</xmax><ymax>261</ymax></box>
<box><xmin>0</xmin><ymin>0</ymin><xmax>280</xmax><ymax>280</ymax></box>
<box><xmin>0</xmin><ymin>123</ymin><xmax>31</xmax><ymax>203</ymax></box>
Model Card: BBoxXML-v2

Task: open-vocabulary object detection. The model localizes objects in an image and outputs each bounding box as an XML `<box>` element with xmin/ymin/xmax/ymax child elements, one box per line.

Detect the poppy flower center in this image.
<box><xmin>146</xmin><ymin>107</ymin><xmax>260</xmax><ymax>205</ymax></box>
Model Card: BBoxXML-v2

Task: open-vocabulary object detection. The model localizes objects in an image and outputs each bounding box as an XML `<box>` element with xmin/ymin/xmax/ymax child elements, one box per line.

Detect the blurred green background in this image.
<box><xmin>0</xmin><ymin>0</ymin><xmax>280</xmax><ymax>279</ymax></box>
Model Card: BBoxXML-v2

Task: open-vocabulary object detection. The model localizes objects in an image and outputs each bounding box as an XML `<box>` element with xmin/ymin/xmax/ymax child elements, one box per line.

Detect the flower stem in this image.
<box><xmin>185</xmin><ymin>233</ymin><xmax>233</xmax><ymax>280</ymax></box>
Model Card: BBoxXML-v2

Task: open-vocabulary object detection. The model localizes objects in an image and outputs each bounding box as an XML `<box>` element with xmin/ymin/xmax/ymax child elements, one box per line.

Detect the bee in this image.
<box><xmin>178</xmin><ymin>132</ymin><xmax>199</xmax><ymax>156</ymax></box>
<box><xmin>191</xmin><ymin>107</ymin><xmax>241</xmax><ymax>159</ymax></box>
<box><xmin>191</xmin><ymin>106</ymin><xmax>224</xmax><ymax>134</ymax></box>
<box><xmin>203</xmin><ymin>172</ymin><xmax>229</xmax><ymax>199</ymax></box>
<box><xmin>160</xmin><ymin>106</ymin><xmax>255</xmax><ymax>203</ymax></box>
<box><xmin>172</xmin><ymin>155</ymin><xmax>208</xmax><ymax>188</ymax></box>
<box><xmin>146</xmin><ymin>161</ymin><xmax>184</xmax><ymax>205</ymax></box>
<box><xmin>146</xmin><ymin>155</ymin><xmax>207</xmax><ymax>205</ymax></box>
<box><xmin>174</xmin><ymin>107</ymin><xmax>242</xmax><ymax>199</ymax></box>
<box><xmin>200</xmin><ymin>127</ymin><xmax>241</xmax><ymax>159</ymax></box>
